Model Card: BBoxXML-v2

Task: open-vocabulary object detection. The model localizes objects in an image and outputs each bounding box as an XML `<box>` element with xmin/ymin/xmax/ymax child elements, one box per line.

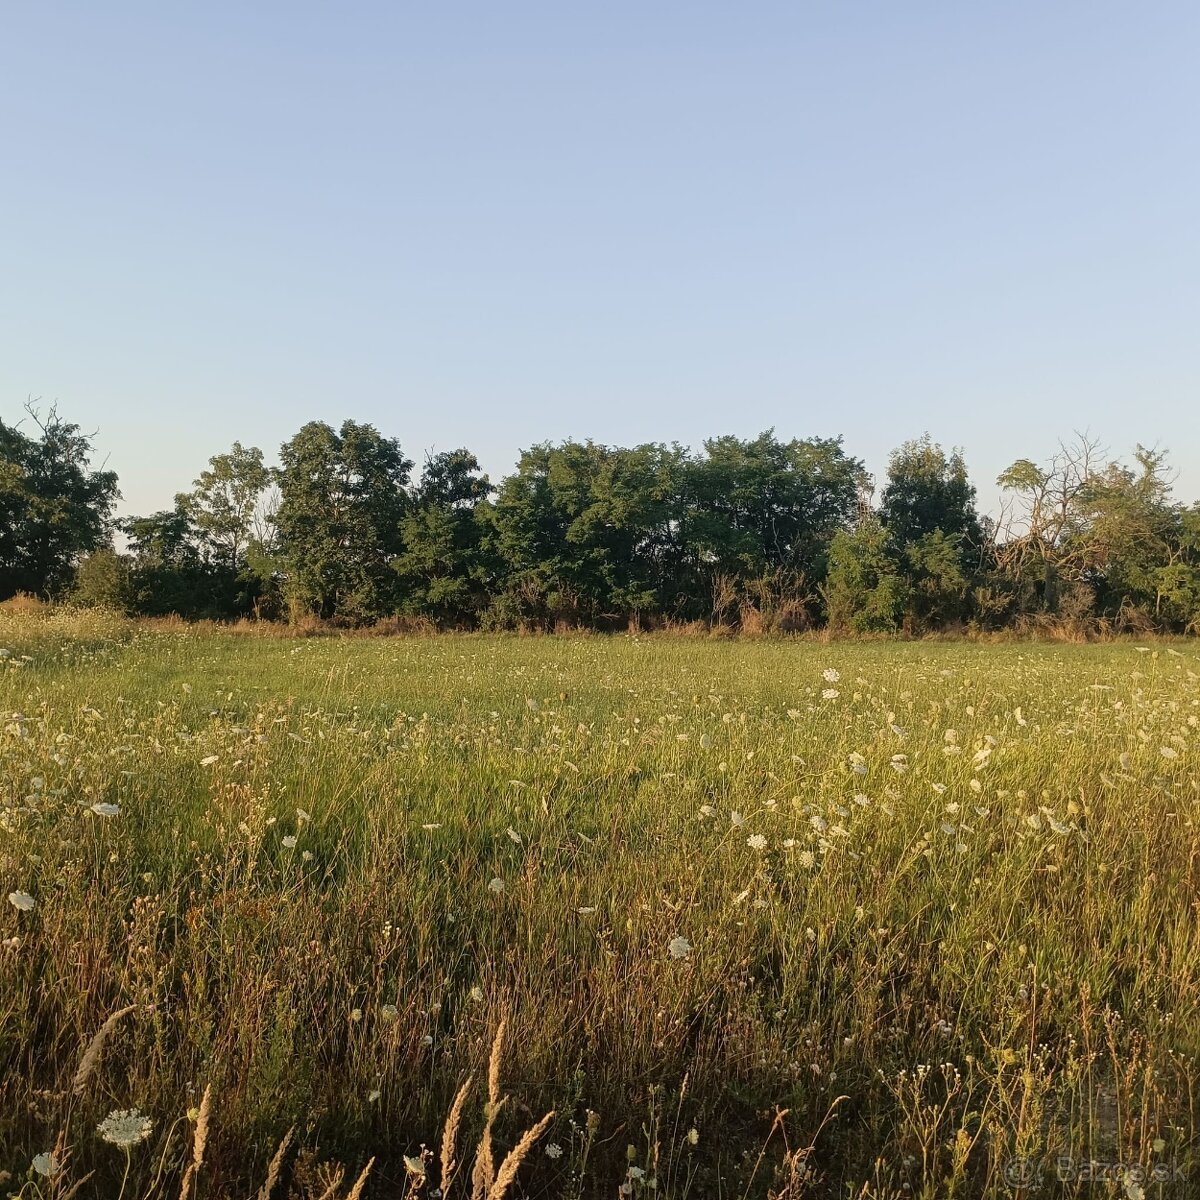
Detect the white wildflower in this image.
<box><xmin>668</xmin><ymin>936</ymin><xmax>692</xmax><ymax>960</ymax></box>
<box><xmin>32</xmin><ymin>1151</ymin><xmax>60</xmax><ymax>1177</ymax></box>
<box><xmin>97</xmin><ymin>1108</ymin><xmax>153</xmax><ymax>1147</ymax></box>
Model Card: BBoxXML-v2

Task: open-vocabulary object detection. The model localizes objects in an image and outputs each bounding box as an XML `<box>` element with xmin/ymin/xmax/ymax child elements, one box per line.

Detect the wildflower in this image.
<box><xmin>487</xmin><ymin>877</ymin><xmax>505</xmax><ymax>894</ymax></box>
<box><xmin>668</xmin><ymin>936</ymin><xmax>693</xmax><ymax>960</ymax></box>
<box><xmin>403</xmin><ymin>1154</ymin><xmax>426</xmax><ymax>1178</ymax></box>
<box><xmin>747</xmin><ymin>834</ymin><xmax>768</xmax><ymax>851</ymax></box>
<box><xmin>698</xmin><ymin>804</ymin><xmax>716</xmax><ymax>818</ymax></box>
<box><xmin>281</xmin><ymin>835</ymin><xmax>297</xmax><ymax>849</ymax></box>
<box><xmin>199</xmin><ymin>755</ymin><xmax>219</xmax><ymax>766</ymax></box>
<box><xmin>350</xmin><ymin>1008</ymin><xmax>363</xmax><ymax>1022</ymax></box>
<box><xmin>97</xmin><ymin>1108</ymin><xmax>153</xmax><ymax>1147</ymax></box>
<box><xmin>729</xmin><ymin>811</ymin><xmax>745</xmax><ymax>827</ymax></box>
<box><xmin>577</xmin><ymin>906</ymin><xmax>597</xmax><ymax>914</ymax></box>
<box><xmin>687</xmin><ymin>1127</ymin><xmax>699</xmax><ymax>1145</ymax></box>
<box><xmin>545</xmin><ymin>1142</ymin><xmax>563</xmax><ymax>1159</ymax></box>
<box><xmin>7</xmin><ymin>891</ymin><xmax>34</xmax><ymax>912</ymax></box>
<box><xmin>797</xmin><ymin>850</ymin><xmax>815</xmax><ymax>869</ymax></box>
<box><xmin>380</xmin><ymin>1003</ymin><xmax>399</xmax><ymax>1022</ymax></box>
<box><xmin>89</xmin><ymin>802</ymin><xmax>120</xmax><ymax>816</ymax></box>
<box><xmin>822</xmin><ymin>688</ymin><xmax>839</xmax><ymax>700</ymax></box>
<box><xmin>469</xmin><ymin>985</ymin><xmax>485</xmax><ymax>1001</ymax></box>
<box><xmin>31</xmin><ymin>1152</ymin><xmax>60</xmax><ymax>1177</ymax></box>
<box><xmin>1160</xmin><ymin>746</ymin><xmax>1179</xmax><ymax>760</ymax></box>
<box><xmin>368</xmin><ymin>1088</ymin><xmax>381</xmax><ymax>1102</ymax></box>
<box><xmin>506</xmin><ymin>827</ymin><xmax>523</xmax><ymax>844</ymax></box>
<box><xmin>822</xmin><ymin>668</ymin><xmax>840</xmax><ymax>683</ymax></box>
<box><xmin>296</xmin><ymin>808</ymin><xmax>311</xmax><ymax>822</ymax></box>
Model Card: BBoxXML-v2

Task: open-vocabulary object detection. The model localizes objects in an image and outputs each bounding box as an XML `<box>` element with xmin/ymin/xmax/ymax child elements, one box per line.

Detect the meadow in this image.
<box><xmin>1</xmin><ymin>611</ymin><xmax>1198</xmax><ymax>1199</ymax></box>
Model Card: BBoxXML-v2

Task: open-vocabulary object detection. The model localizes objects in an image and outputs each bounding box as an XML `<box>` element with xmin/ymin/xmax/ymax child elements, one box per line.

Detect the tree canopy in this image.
<box><xmin>5</xmin><ymin>405</ymin><xmax>1198</xmax><ymax>635</ymax></box>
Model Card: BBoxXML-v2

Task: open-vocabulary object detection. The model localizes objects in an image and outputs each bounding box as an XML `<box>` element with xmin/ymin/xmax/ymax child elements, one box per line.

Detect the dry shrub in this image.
<box><xmin>0</xmin><ymin>591</ymin><xmax>49</xmax><ymax>614</ymax></box>
<box><xmin>738</xmin><ymin>602</ymin><xmax>765</xmax><ymax>636</ymax></box>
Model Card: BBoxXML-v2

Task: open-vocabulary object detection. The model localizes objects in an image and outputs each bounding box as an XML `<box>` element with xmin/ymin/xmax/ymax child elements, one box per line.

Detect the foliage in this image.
<box><xmin>0</xmin><ymin>404</ymin><xmax>119</xmax><ymax>599</ymax></box>
<box><xmin>274</xmin><ymin>420</ymin><xmax>413</xmax><ymax>621</ymax></box>
<box><xmin>4</xmin><ymin>405</ymin><xmax>1200</xmax><ymax>633</ymax></box>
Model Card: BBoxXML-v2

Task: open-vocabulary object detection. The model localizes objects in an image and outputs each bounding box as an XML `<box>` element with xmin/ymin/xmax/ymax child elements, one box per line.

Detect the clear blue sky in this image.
<box><xmin>2</xmin><ymin>2</ymin><xmax>1197</xmax><ymax>519</ymax></box>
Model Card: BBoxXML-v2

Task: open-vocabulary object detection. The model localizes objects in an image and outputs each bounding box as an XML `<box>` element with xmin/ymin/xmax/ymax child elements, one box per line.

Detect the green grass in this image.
<box><xmin>2</xmin><ymin>611</ymin><xmax>1198</xmax><ymax>1198</ymax></box>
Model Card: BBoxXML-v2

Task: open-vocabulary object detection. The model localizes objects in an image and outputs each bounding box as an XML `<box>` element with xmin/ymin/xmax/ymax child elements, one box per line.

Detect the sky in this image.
<box><xmin>2</xmin><ymin>2</ymin><xmax>1197</xmax><ymax>520</ymax></box>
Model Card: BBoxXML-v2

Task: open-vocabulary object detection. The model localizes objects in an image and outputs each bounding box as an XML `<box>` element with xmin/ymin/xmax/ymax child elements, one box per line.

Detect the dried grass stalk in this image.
<box><xmin>440</xmin><ymin>1074</ymin><xmax>473</xmax><ymax>1196</ymax></box>
<box><xmin>71</xmin><ymin>1004</ymin><xmax>137</xmax><ymax>1096</ymax></box>
<box><xmin>256</xmin><ymin>1126</ymin><xmax>294</xmax><ymax>1200</ymax></box>
<box><xmin>178</xmin><ymin>1083</ymin><xmax>213</xmax><ymax>1199</ymax></box>
<box><xmin>486</xmin><ymin>1110</ymin><xmax>555</xmax><ymax>1200</ymax></box>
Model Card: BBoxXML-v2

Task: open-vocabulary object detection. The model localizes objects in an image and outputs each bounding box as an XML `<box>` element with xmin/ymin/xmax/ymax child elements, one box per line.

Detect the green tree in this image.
<box><xmin>178</xmin><ymin>442</ymin><xmax>271</xmax><ymax>571</ymax></box>
<box><xmin>903</xmin><ymin>529</ymin><xmax>972</xmax><ymax>629</ymax></box>
<box><xmin>1068</xmin><ymin>446</ymin><xmax>1197</xmax><ymax>628</ymax></box>
<box><xmin>879</xmin><ymin>436</ymin><xmax>982</xmax><ymax>548</ymax></box>
<box><xmin>395</xmin><ymin>449</ymin><xmax>494</xmax><ymax>625</ymax></box>
<box><xmin>679</xmin><ymin>431</ymin><xmax>863</xmax><ymax>624</ymax></box>
<box><xmin>823</xmin><ymin>518</ymin><xmax>908</xmax><ymax>633</ymax></box>
<box><xmin>274</xmin><ymin>420</ymin><xmax>413</xmax><ymax>622</ymax></box>
<box><xmin>683</xmin><ymin>432</ymin><xmax>863</xmax><ymax>576</ymax></box>
<box><xmin>0</xmin><ymin>404</ymin><xmax>120</xmax><ymax>599</ymax></box>
<box><xmin>120</xmin><ymin>503</ymin><xmax>244</xmax><ymax>618</ymax></box>
<box><xmin>488</xmin><ymin>441</ymin><xmax>687</xmax><ymax>628</ymax></box>
<box><xmin>72</xmin><ymin>549</ymin><xmax>133</xmax><ymax>612</ymax></box>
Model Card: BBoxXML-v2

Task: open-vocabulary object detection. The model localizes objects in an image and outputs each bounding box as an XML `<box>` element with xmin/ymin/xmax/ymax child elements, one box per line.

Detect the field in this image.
<box><xmin>2</xmin><ymin>613</ymin><xmax>1198</xmax><ymax>1199</ymax></box>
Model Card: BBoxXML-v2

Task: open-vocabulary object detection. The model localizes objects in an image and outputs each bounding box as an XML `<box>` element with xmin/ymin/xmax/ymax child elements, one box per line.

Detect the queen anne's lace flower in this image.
<box><xmin>668</xmin><ymin>936</ymin><xmax>692</xmax><ymax>960</ymax></box>
<box><xmin>97</xmin><ymin>1108</ymin><xmax>154</xmax><ymax>1147</ymax></box>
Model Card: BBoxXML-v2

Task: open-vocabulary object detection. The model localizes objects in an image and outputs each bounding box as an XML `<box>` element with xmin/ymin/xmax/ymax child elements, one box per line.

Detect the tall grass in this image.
<box><xmin>1</xmin><ymin>609</ymin><xmax>1198</xmax><ymax>1196</ymax></box>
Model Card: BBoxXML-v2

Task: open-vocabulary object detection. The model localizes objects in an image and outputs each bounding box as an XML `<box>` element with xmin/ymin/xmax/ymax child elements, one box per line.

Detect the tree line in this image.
<box><xmin>3</xmin><ymin>403</ymin><xmax>1199</xmax><ymax>634</ymax></box>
